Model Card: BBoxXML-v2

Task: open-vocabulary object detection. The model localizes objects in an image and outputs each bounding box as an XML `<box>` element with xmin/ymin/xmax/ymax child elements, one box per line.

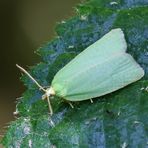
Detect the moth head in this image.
<box><xmin>16</xmin><ymin>64</ymin><xmax>55</xmax><ymax>115</ymax></box>
<box><xmin>42</xmin><ymin>87</ymin><xmax>55</xmax><ymax>100</ymax></box>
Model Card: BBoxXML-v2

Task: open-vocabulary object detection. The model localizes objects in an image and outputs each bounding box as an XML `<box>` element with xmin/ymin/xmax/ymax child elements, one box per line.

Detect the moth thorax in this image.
<box><xmin>42</xmin><ymin>87</ymin><xmax>55</xmax><ymax>100</ymax></box>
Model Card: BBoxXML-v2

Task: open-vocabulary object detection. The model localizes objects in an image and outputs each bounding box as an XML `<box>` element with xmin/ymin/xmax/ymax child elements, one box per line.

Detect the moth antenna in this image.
<box><xmin>16</xmin><ymin>64</ymin><xmax>46</xmax><ymax>92</ymax></box>
<box><xmin>47</xmin><ymin>95</ymin><xmax>53</xmax><ymax>115</ymax></box>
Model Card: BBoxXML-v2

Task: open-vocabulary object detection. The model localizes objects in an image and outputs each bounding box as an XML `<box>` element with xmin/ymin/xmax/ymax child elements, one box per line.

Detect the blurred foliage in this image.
<box><xmin>1</xmin><ymin>0</ymin><xmax>148</xmax><ymax>147</ymax></box>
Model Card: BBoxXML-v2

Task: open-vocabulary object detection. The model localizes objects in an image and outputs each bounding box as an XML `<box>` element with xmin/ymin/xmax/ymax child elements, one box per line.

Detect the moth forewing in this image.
<box><xmin>51</xmin><ymin>29</ymin><xmax>144</xmax><ymax>101</ymax></box>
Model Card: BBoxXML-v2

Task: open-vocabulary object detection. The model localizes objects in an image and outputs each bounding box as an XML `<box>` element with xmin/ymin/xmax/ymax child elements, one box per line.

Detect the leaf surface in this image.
<box><xmin>1</xmin><ymin>0</ymin><xmax>148</xmax><ymax>147</ymax></box>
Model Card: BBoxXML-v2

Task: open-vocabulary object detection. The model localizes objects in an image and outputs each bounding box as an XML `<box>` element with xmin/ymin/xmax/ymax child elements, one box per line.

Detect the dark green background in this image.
<box><xmin>0</xmin><ymin>0</ymin><xmax>80</xmax><ymax>133</ymax></box>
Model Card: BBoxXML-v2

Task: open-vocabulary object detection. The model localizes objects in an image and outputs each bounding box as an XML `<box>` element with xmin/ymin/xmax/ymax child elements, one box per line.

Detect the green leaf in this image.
<box><xmin>1</xmin><ymin>0</ymin><xmax>148</xmax><ymax>147</ymax></box>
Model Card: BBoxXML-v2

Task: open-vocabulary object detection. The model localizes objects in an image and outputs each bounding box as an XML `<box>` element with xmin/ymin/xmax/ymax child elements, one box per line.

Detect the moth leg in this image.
<box><xmin>49</xmin><ymin>118</ymin><xmax>55</xmax><ymax>127</ymax></box>
<box><xmin>47</xmin><ymin>96</ymin><xmax>53</xmax><ymax>115</ymax></box>
<box><xmin>90</xmin><ymin>99</ymin><xmax>93</xmax><ymax>103</ymax></box>
<box><xmin>69</xmin><ymin>102</ymin><xmax>74</xmax><ymax>108</ymax></box>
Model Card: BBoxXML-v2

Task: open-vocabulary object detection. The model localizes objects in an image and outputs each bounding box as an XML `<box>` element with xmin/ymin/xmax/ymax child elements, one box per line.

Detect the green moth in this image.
<box><xmin>17</xmin><ymin>28</ymin><xmax>144</xmax><ymax>115</ymax></box>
